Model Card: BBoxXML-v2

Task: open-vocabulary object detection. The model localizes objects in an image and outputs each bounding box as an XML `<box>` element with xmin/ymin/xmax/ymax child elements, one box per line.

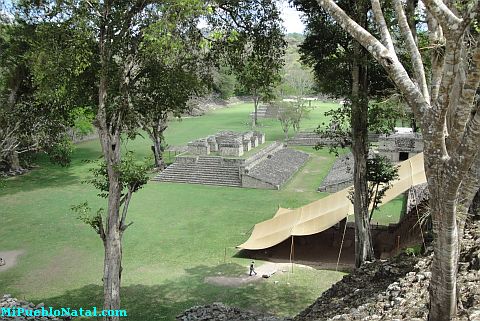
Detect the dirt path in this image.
<box><xmin>204</xmin><ymin>262</ymin><xmax>313</xmax><ymax>287</ymax></box>
<box><xmin>0</xmin><ymin>250</ymin><xmax>24</xmax><ymax>272</ymax></box>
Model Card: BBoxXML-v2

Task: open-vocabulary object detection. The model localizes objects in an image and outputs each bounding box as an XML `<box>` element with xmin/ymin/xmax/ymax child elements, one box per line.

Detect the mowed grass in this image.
<box><xmin>0</xmin><ymin>102</ymin><xmax>400</xmax><ymax>320</ymax></box>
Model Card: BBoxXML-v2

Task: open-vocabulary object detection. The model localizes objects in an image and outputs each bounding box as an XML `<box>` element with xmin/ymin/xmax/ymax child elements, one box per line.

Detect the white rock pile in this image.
<box><xmin>177</xmin><ymin>302</ymin><xmax>289</xmax><ymax>321</ymax></box>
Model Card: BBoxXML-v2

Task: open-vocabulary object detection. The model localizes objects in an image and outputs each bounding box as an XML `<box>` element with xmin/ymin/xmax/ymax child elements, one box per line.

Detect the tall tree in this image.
<box><xmin>314</xmin><ymin>1</ymin><xmax>480</xmax><ymax>319</ymax></box>
<box><xmin>210</xmin><ymin>0</ymin><xmax>287</xmax><ymax>126</ymax></box>
<box><xmin>294</xmin><ymin>0</ymin><xmax>399</xmax><ymax>266</ymax></box>
<box><xmin>0</xmin><ymin>14</ymin><xmax>84</xmax><ymax>170</ymax></box>
<box><xmin>133</xmin><ymin>7</ymin><xmax>208</xmax><ymax>169</ymax></box>
<box><xmin>18</xmin><ymin>2</ymin><xmax>204</xmax><ymax>320</ymax></box>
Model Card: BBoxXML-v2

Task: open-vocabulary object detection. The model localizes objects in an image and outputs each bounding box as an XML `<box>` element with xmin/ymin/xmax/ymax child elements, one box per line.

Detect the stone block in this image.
<box><xmin>243</xmin><ymin>139</ymin><xmax>252</xmax><ymax>151</ymax></box>
<box><xmin>207</xmin><ymin>136</ymin><xmax>218</xmax><ymax>152</ymax></box>
<box><xmin>250</xmin><ymin>136</ymin><xmax>259</xmax><ymax>148</ymax></box>
<box><xmin>254</xmin><ymin>131</ymin><xmax>265</xmax><ymax>144</ymax></box>
<box><xmin>219</xmin><ymin>143</ymin><xmax>244</xmax><ymax>157</ymax></box>
<box><xmin>187</xmin><ymin>139</ymin><xmax>210</xmax><ymax>155</ymax></box>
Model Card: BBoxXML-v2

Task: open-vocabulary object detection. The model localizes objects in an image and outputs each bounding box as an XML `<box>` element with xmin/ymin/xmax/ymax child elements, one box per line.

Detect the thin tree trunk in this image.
<box><xmin>151</xmin><ymin>125</ymin><xmax>166</xmax><ymax>170</ymax></box>
<box><xmin>96</xmin><ymin>3</ymin><xmax>123</xmax><ymax>319</ymax></box>
<box><xmin>253</xmin><ymin>92</ymin><xmax>259</xmax><ymax>127</ymax></box>
<box><xmin>351</xmin><ymin>0</ymin><xmax>374</xmax><ymax>268</ymax></box>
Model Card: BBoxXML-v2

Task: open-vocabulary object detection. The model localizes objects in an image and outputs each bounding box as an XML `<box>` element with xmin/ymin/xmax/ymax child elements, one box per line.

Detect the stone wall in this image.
<box><xmin>286</xmin><ymin>132</ymin><xmax>330</xmax><ymax>146</ymax></box>
<box><xmin>175</xmin><ymin>155</ymin><xmax>198</xmax><ymax>164</ymax></box>
<box><xmin>242</xmin><ymin>175</ymin><xmax>279</xmax><ymax>190</ymax></box>
<box><xmin>378</xmin><ymin>132</ymin><xmax>423</xmax><ymax>162</ymax></box>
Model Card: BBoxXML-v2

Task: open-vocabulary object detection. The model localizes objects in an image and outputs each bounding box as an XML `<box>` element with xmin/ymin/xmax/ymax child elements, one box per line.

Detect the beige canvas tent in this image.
<box><xmin>237</xmin><ymin>152</ymin><xmax>427</xmax><ymax>250</ymax></box>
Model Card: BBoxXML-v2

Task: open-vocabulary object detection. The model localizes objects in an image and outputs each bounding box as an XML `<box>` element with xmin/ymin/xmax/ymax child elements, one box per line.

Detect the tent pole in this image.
<box><xmin>289</xmin><ymin>235</ymin><xmax>294</xmax><ymax>274</ymax></box>
<box><xmin>412</xmin><ymin>187</ymin><xmax>426</xmax><ymax>251</ymax></box>
<box><xmin>336</xmin><ymin>218</ymin><xmax>348</xmax><ymax>272</ymax></box>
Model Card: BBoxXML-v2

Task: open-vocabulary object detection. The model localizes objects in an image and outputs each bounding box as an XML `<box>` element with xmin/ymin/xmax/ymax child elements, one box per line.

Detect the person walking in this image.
<box><xmin>249</xmin><ymin>261</ymin><xmax>257</xmax><ymax>276</ymax></box>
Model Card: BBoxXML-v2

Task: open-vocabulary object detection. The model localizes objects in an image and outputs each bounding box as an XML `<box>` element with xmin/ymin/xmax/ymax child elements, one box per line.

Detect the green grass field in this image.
<box><xmin>0</xmin><ymin>102</ymin><xmax>403</xmax><ymax>320</ymax></box>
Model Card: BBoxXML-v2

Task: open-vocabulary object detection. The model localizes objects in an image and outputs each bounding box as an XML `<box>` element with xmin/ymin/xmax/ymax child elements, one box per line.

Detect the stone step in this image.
<box><xmin>153</xmin><ymin>177</ymin><xmax>241</xmax><ymax>187</ymax></box>
<box><xmin>155</xmin><ymin>175</ymin><xmax>240</xmax><ymax>181</ymax></box>
<box><xmin>155</xmin><ymin>174</ymin><xmax>240</xmax><ymax>181</ymax></box>
<box><xmin>158</xmin><ymin>169</ymin><xmax>239</xmax><ymax>176</ymax></box>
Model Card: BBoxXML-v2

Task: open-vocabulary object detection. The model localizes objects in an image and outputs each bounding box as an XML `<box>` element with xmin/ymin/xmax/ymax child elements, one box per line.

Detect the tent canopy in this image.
<box><xmin>237</xmin><ymin>153</ymin><xmax>427</xmax><ymax>250</ymax></box>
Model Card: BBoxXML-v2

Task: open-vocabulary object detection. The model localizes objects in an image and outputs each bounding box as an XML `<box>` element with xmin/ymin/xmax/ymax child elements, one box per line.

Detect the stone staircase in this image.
<box><xmin>249</xmin><ymin>105</ymin><xmax>280</xmax><ymax>119</ymax></box>
<box><xmin>152</xmin><ymin>156</ymin><xmax>242</xmax><ymax>187</ymax></box>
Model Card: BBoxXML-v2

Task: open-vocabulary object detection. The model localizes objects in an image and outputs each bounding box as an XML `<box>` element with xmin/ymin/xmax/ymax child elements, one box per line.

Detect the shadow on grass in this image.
<box><xmin>42</xmin><ymin>263</ymin><xmax>312</xmax><ymax>321</ymax></box>
<box><xmin>0</xmin><ymin>146</ymin><xmax>101</xmax><ymax>197</ymax></box>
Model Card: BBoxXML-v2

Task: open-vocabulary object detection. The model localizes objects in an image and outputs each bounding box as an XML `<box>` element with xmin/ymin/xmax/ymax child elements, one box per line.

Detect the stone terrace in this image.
<box><xmin>245</xmin><ymin>149</ymin><xmax>310</xmax><ymax>189</ymax></box>
<box><xmin>318</xmin><ymin>152</ymin><xmax>354</xmax><ymax>192</ymax></box>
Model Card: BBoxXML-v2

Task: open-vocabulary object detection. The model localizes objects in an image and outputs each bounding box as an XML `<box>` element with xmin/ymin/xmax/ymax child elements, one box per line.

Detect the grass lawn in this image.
<box><xmin>0</xmin><ymin>102</ymin><xmax>402</xmax><ymax>320</ymax></box>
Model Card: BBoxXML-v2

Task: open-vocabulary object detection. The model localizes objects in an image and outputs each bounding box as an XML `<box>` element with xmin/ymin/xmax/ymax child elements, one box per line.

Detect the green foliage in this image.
<box><xmin>46</xmin><ymin>135</ymin><xmax>74</xmax><ymax>167</ymax></box>
<box><xmin>347</xmin><ymin>155</ymin><xmax>399</xmax><ymax>221</ymax></box>
<box><xmin>314</xmin><ymin>102</ymin><xmax>352</xmax><ymax>154</ymax></box>
<box><xmin>276</xmin><ymin>34</ymin><xmax>315</xmax><ymax>97</ymax></box>
<box><xmin>277</xmin><ymin>98</ymin><xmax>312</xmax><ymax>139</ymax></box>
<box><xmin>368</xmin><ymin>96</ymin><xmax>408</xmax><ymax>134</ymax></box>
<box><xmin>71</xmin><ymin>107</ymin><xmax>95</xmax><ymax>137</ymax></box>
<box><xmin>212</xmin><ymin>66</ymin><xmax>237</xmax><ymax>99</ymax></box>
<box><xmin>211</xmin><ymin>0</ymin><xmax>287</xmax><ymax>102</ymax></box>
<box><xmin>72</xmin><ymin>202</ymin><xmax>105</xmax><ymax>236</ymax></box>
<box><xmin>294</xmin><ymin>0</ymin><xmax>401</xmax><ymax>98</ymax></box>
<box><xmin>366</xmin><ymin>155</ymin><xmax>400</xmax><ymax>216</ymax></box>
<box><xmin>315</xmin><ymin>99</ymin><xmax>408</xmax><ymax>154</ymax></box>
<box><xmin>404</xmin><ymin>245</ymin><xmax>422</xmax><ymax>256</ymax></box>
<box><xmin>85</xmin><ymin>151</ymin><xmax>151</xmax><ymax>199</ymax></box>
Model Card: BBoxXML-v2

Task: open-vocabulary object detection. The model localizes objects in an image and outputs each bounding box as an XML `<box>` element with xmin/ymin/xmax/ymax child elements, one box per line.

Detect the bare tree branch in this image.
<box><xmin>423</xmin><ymin>0</ymin><xmax>462</xmax><ymax>33</ymax></box>
<box><xmin>451</xmin><ymin>106</ymin><xmax>480</xmax><ymax>175</ymax></box>
<box><xmin>370</xmin><ymin>0</ymin><xmax>397</xmax><ymax>57</ymax></box>
<box><xmin>427</xmin><ymin>12</ymin><xmax>445</xmax><ymax>102</ymax></box>
<box><xmin>316</xmin><ymin>0</ymin><xmax>429</xmax><ymax>122</ymax></box>
<box><xmin>450</xmin><ymin>45</ymin><xmax>480</xmax><ymax>143</ymax></box>
<box><xmin>393</xmin><ymin>0</ymin><xmax>430</xmax><ymax>103</ymax></box>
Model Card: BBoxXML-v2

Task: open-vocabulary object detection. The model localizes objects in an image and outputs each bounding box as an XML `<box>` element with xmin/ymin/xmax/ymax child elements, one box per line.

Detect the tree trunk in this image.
<box><xmin>428</xmin><ymin>187</ymin><xmax>458</xmax><ymax>321</ymax></box>
<box><xmin>152</xmin><ymin>139</ymin><xmax>163</xmax><ymax>169</ymax></box>
<box><xmin>253</xmin><ymin>93</ymin><xmax>259</xmax><ymax>127</ymax></box>
<box><xmin>5</xmin><ymin>150</ymin><xmax>21</xmax><ymax>171</ymax></box>
<box><xmin>351</xmin><ymin>1</ymin><xmax>374</xmax><ymax>268</ymax></box>
<box><xmin>96</xmin><ymin>5</ymin><xmax>124</xmax><ymax>319</ymax></box>
<box><xmin>146</xmin><ymin>117</ymin><xmax>168</xmax><ymax>170</ymax></box>
<box><xmin>103</xmin><ymin>228</ymin><xmax>122</xmax><ymax>319</ymax></box>
<box><xmin>151</xmin><ymin>127</ymin><xmax>166</xmax><ymax>170</ymax></box>
<box><xmin>423</xmin><ymin>121</ymin><xmax>460</xmax><ymax>321</ymax></box>
<box><xmin>470</xmin><ymin>189</ymin><xmax>480</xmax><ymax>217</ymax></box>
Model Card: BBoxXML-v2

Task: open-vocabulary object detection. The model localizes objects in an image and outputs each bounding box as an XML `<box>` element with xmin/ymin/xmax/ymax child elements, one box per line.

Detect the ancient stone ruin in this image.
<box><xmin>187</xmin><ymin>131</ymin><xmax>265</xmax><ymax>157</ymax></box>
<box><xmin>378</xmin><ymin>131</ymin><xmax>423</xmax><ymax>162</ymax></box>
<box><xmin>319</xmin><ymin>129</ymin><xmax>423</xmax><ymax>192</ymax></box>
<box><xmin>154</xmin><ymin>131</ymin><xmax>308</xmax><ymax>189</ymax></box>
